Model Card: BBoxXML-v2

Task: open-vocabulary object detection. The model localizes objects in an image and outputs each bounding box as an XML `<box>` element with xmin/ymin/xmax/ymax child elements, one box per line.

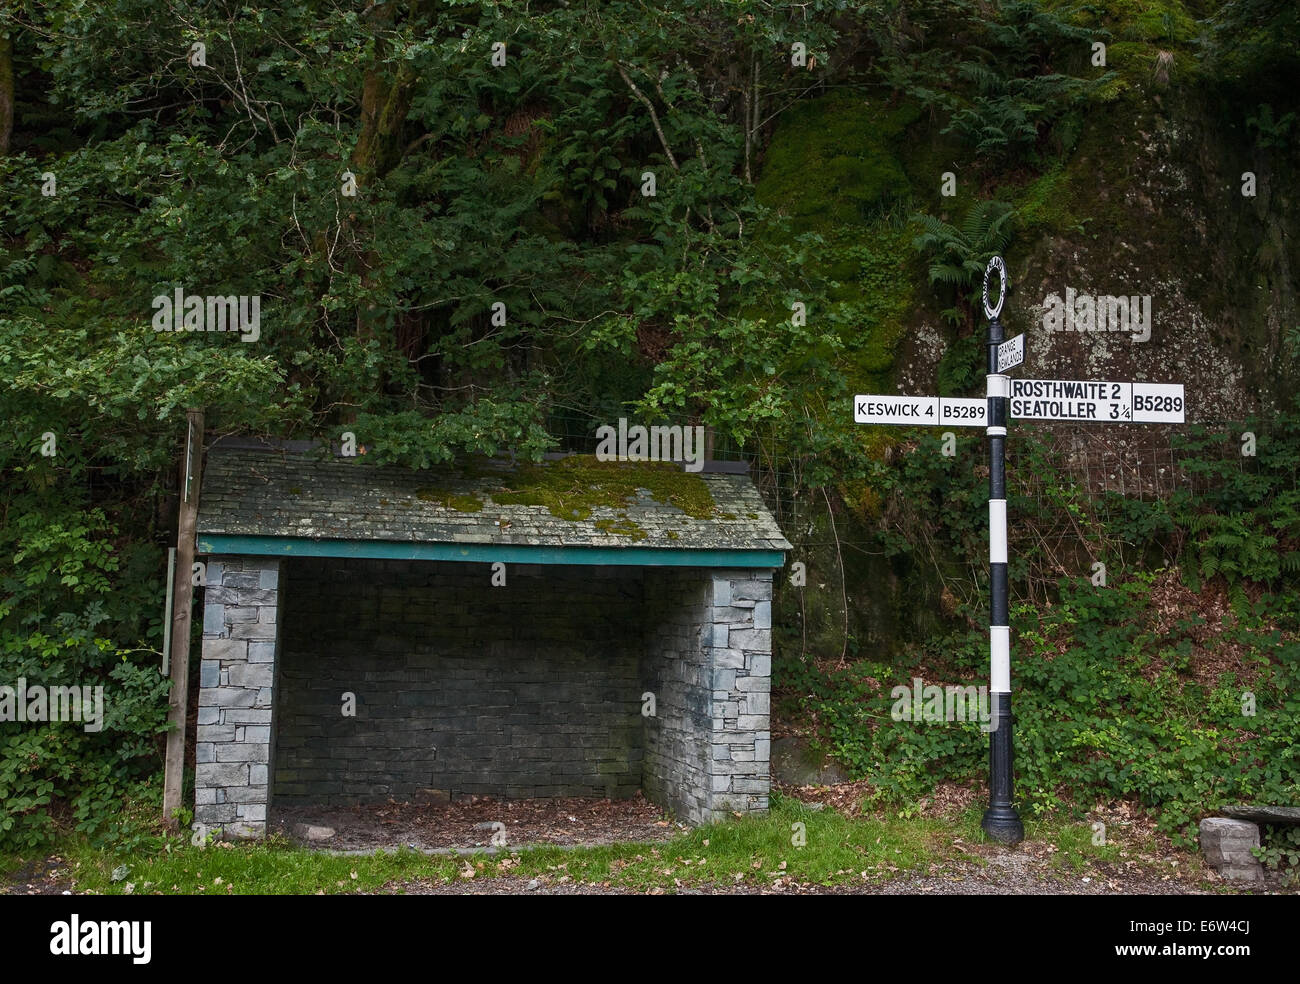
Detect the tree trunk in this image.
<box><xmin>348</xmin><ymin>3</ymin><xmax>426</xmax><ymax>348</ymax></box>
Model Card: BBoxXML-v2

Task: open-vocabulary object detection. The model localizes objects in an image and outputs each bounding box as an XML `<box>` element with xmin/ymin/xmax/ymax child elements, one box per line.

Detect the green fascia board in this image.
<box><xmin>198</xmin><ymin>534</ymin><xmax>786</xmax><ymax>569</ymax></box>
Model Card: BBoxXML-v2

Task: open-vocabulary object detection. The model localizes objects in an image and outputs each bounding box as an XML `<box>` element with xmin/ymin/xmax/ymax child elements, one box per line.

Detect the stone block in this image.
<box><xmin>201</xmin><ymin>686</ymin><xmax>256</xmax><ymax>709</ymax></box>
<box><xmin>236</xmin><ymin>803</ymin><xmax>267</xmax><ymax>822</ymax></box>
<box><xmin>711</xmin><ymin>579</ymin><xmax>731</xmax><ymax>607</ymax></box>
<box><xmin>204</xmin><ymin>638</ymin><xmax>248</xmax><ymax>663</ymax></box>
<box><xmin>247</xmin><ymin>642</ymin><xmax>277</xmax><ymax>663</ymax></box>
<box><xmin>1199</xmin><ymin>818</ymin><xmax>1263</xmax><ymax>883</ymax></box>
<box><xmin>199</xmin><ymin>660</ymin><xmax>220</xmax><ymax>688</ymax></box>
<box><xmin>195</xmin><ymin>803</ymin><xmax>236</xmax><ymax>824</ymax></box>
<box><xmin>229</xmin><ymin>621</ymin><xmax>278</xmax><ymax>641</ymax></box>
<box><xmin>196</xmin><ymin>762</ymin><xmax>250</xmax><ymax>787</ymax></box>
<box><xmin>228</xmin><ymin>662</ymin><xmax>274</xmax><ymax>689</ymax></box>
<box><xmin>258</xmin><ymin>567</ymin><xmax>280</xmax><ymax>590</ymax></box>
<box><xmin>729</xmin><ymin>628</ymin><xmax>771</xmax><ymax>652</ymax></box>
<box><xmin>225</xmin><ymin>784</ymin><xmax>269</xmax><ymax>804</ymax></box>
<box><xmin>713</xmin><ymin>649</ymin><xmax>745</xmax><ymax>669</ymax></box>
<box><xmin>217</xmin><ymin>742</ymin><xmax>269</xmax><ymax>763</ymax></box>
<box><xmin>202</xmin><ymin>603</ymin><xmax>225</xmax><ymax>636</ymax></box>
<box><xmin>731</xmin><ymin>579</ymin><xmax>772</xmax><ymax>602</ymax></box>
<box><xmin>222</xmin><ymin>708</ymin><xmax>273</xmax><ymax>724</ymax></box>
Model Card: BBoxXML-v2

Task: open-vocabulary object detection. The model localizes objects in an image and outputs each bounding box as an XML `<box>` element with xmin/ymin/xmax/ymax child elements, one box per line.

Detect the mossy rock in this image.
<box><xmin>756</xmin><ymin>91</ymin><xmax>917</xmax><ymax>234</ymax></box>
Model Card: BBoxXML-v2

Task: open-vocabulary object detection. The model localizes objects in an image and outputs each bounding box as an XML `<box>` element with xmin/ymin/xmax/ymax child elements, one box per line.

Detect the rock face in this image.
<box><xmin>1220</xmin><ymin>805</ymin><xmax>1300</xmax><ymax>824</ymax></box>
<box><xmin>771</xmin><ymin>737</ymin><xmax>848</xmax><ymax>787</ymax></box>
<box><xmin>1199</xmin><ymin>817</ymin><xmax>1263</xmax><ymax>883</ymax></box>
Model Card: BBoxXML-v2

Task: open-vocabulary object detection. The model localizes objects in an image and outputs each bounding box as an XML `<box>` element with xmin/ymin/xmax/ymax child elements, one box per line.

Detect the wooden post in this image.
<box><xmin>163</xmin><ymin>408</ymin><xmax>204</xmax><ymax>824</ymax></box>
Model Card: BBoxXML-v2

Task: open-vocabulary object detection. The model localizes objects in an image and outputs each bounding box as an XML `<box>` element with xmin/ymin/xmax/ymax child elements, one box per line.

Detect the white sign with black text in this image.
<box><xmin>854</xmin><ymin>395</ymin><xmax>987</xmax><ymax>427</ymax></box>
<box><xmin>1010</xmin><ymin>379</ymin><xmax>1185</xmax><ymax>423</ymax></box>
<box><xmin>996</xmin><ymin>333</ymin><xmax>1025</xmax><ymax>373</ymax></box>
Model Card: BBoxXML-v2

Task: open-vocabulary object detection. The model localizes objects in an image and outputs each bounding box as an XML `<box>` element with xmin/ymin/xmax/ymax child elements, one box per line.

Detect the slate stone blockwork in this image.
<box><xmin>195</xmin><ymin>557</ymin><xmax>774</xmax><ymax>832</ymax></box>
<box><xmin>642</xmin><ymin>567</ymin><xmax>773</xmax><ymax>823</ymax></box>
<box><xmin>194</xmin><ymin>555</ymin><xmax>284</xmax><ymax>839</ymax></box>
<box><xmin>272</xmin><ymin>560</ymin><xmax>645</xmax><ymax>805</ymax></box>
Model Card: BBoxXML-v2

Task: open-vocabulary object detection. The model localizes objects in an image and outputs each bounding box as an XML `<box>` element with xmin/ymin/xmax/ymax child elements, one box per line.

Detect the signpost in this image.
<box><xmin>853</xmin><ymin>256</ymin><xmax>1185</xmax><ymax>845</ymax></box>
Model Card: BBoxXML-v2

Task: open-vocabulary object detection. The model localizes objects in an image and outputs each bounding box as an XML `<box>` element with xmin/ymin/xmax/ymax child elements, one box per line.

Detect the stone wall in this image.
<box><xmin>705</xmin><ymin>570</ymin><xmax>773</xmax><ymax>818</ymax></box>
<box><xmin>194</xmin><ymin>556</ymin><xmax>284</xmax><ymax>839</ymax></box>
<box><xmin>272</xmin><ymin>559</ymin><xmax>645</xmax><ymax>804</ymax></box>
<box><xmin>640</xmin><ymin>569</ymin><xmax>713</xmax><ymax>822</ymax></box>
<box><xmin>194</xmin><ymin>555</ymin><xmax>775</xmax><ymax>834</ymax></box>
<box><xmin>636</xmin><ymin>567</ymin><xmax>773</xmax><ymax>824</ymax></box>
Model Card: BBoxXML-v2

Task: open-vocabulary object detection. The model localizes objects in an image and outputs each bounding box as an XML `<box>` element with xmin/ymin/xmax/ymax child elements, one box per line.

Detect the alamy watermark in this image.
<box><xmin>595</xmin><ymin>418</ymin><xmax>705</xmax><ymax>472</ymax></box>
<box><xmin>0</xmin><ymin>678</ymin><xmax>104</xmax><ymax>732</ymax></box>
<box><xmin>50</xmin><ymin>915</ymin><xmax>150</xmax><ymax>964</ymax></box>
<box><xmin>151</xmin><ymin>288</ymin><xmax>260</xmax><ymax>341</ymax></box>
<box><xmin>1042</xmin><ymin>287</ymin><xmax>1151</xmax><ymax>342</ymax></box>
<box><xmin>890</xmin><ymin>677</ymin><xmax>998</xmax><ymax>732</ymax></box>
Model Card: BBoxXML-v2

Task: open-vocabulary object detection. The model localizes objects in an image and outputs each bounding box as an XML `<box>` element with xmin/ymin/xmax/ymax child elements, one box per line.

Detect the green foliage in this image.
<box><xmin>795</xmin><ymin>576</ymin><xmax>1300</xmax><ymax>847</ymax></box>
<box><xmin>911</xmin><ymin>200</ymin><xmax>1017</xmax><ymax>329</ymax></box>
<box><xmin>1202</xmin><ymin>0</ymin><xmax>1300</xmax><ymax>84</ymax></box>
<box><xmin>0</xmin><ymin>508</ymin><xmax>171</xmax><ymax>849</ymax></box>
<box><xmin>794</xmin><ymin>405</ymin><xmax>1300</xmax><ymax>845</ymax></box>
<box><xmin>878</xmin><ymin>0</ymin><xmax>1115</xmax><ymax>166</ymax></box>
<box><xmin>1246</xmin><ymin>103</ymin><xmax>1296</xmax><ymax>150</ymax></box>
<box><xmin>936</xmin><ymin>332</ymin><xmax>986</xmax><ymax>396</ymax></box>
<box><xmin>1253</xmin><ymin>825</ymin><xmax>1300</xmax><ymax>883</ymax></box>
<box><xmin>1168</xmin><ymin>416</ymin><xmax>1300</xmax><ymax>591</ymax></box>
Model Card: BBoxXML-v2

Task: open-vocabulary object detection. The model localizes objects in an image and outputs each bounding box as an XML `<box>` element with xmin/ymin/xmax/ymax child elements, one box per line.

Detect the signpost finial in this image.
<box><xmin>983</xmin><ymin>255</ymin><xmax>1007</xmax><ymax>322</ymax></box>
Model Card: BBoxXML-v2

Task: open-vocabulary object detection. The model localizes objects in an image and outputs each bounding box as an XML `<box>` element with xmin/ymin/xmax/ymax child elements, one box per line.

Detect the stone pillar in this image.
<box><xmin>705</xmin><ymin>569</ymin><xmax>772</xmax><ymax>821</ymax></box>
<box><xmin>194</xmin><ymin>556</ymin><xmax>284</xmax><ymax>839</ymax></box>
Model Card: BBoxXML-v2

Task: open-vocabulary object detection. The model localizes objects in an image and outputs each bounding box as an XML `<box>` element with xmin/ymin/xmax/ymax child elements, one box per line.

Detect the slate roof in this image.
<box><xmin>197</xmin><ymin>445</ymin><xmax>791</xmax><ymax>553</ymax></box>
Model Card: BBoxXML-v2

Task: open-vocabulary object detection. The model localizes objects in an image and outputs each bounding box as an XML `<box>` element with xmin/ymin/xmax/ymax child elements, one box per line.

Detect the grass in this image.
<box><xmin>0</xmin><ymin>795</ymin><xmax>1188</xmax><ymax>895</ymax></box>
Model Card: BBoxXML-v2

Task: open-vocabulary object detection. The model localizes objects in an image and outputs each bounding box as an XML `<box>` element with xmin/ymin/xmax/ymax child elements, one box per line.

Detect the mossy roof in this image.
<box><xmin>197</xmin><ymin>446</ymin><xmax>791</xmax><ymax>553</ymax></box>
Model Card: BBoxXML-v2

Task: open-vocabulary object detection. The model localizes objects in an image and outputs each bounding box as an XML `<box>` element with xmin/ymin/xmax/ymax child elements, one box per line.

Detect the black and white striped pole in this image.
<box><xmin>980</xmin><ymin>256</ymin><xmax>1024</xmax><ymax>845</ymax></box>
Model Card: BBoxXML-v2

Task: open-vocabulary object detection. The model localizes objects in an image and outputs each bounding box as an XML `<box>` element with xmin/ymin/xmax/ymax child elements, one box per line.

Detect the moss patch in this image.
<box><xmin>415</xmin><ymin>455</ymin><xmax>716</xmax><ymax>521</ymax></box>
<box><xmin>753</xmin><ymin>90</ymin><xmax>922</xmax><ymax>394</ymax></box>
<box><xmin>594</xmin><ymin>516</ymin><xmax>648</xmax><ymax>541</ymax></box>
<box><xmin>415</xmin><ymin>489</ymin><xmax>485</xmax><ymax>513</ymax></box>
<box><xmin>756</xmin><ymin>90</ymin><xmax>918</xmax><ymax>235</ymax></box>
